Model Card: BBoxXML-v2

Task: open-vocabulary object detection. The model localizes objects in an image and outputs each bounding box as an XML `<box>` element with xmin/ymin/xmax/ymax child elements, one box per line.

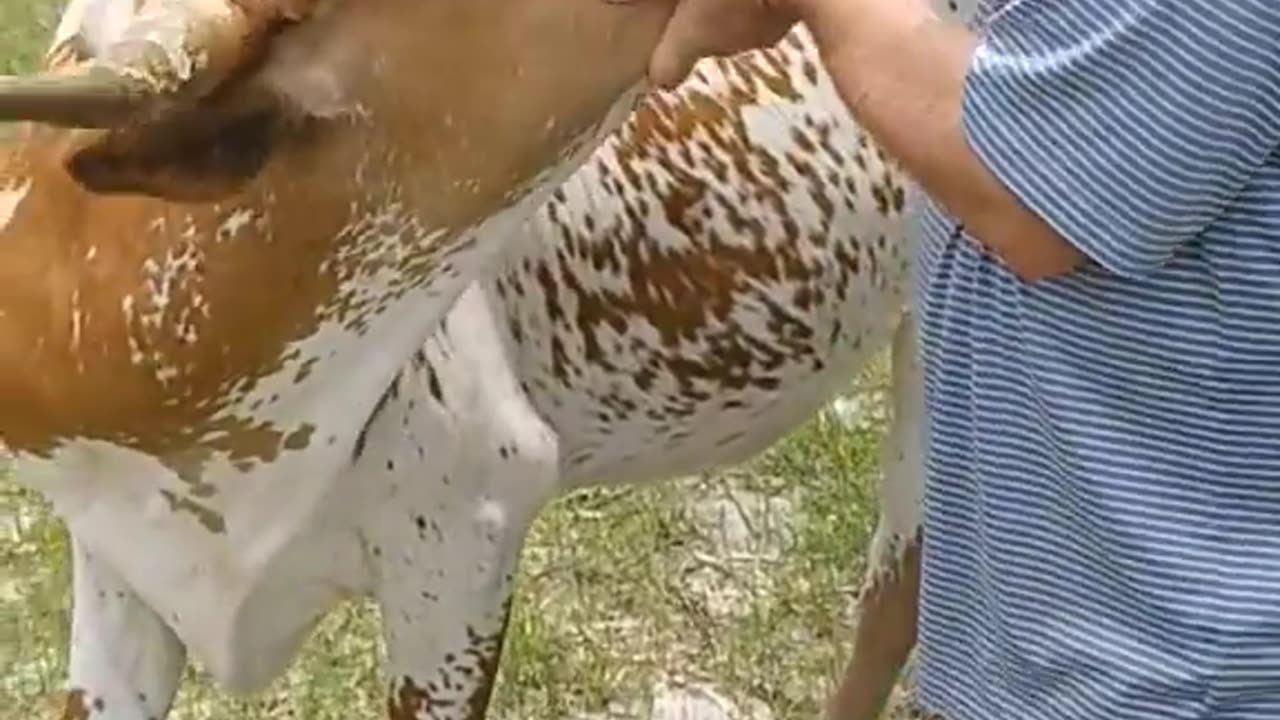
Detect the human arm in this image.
<box><xmin>794</xmin><ymin>0</ymin><xmax>1088</xmax><ymax>282</ymax></box>
<box><xmin>650</xmin><ymin>0</ymin><xmax>1083</xmax><ymax>281</ymax></box>
<box><xmin>650</xmin><ymin>0</ymin><xmax>1280</xmax><ymax>281</ymax></box>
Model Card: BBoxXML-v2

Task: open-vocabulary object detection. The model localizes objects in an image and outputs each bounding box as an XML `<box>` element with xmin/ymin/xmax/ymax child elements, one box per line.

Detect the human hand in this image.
<box><xmin>643</xmin><ymin>0</ymin><xmax>804</xmax><ymax>89</ymax></box>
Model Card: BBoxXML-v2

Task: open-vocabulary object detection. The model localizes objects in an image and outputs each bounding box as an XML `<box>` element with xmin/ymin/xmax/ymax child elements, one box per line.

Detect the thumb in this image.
<box><xmin>647</xmin><ymin>3</ymin><xmax>709</xmax><ymax>89</ymax></box>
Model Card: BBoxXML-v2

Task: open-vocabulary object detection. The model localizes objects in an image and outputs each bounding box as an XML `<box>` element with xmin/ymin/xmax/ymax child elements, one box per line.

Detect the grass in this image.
<box><xmin>0</xmin><ymin>6</ymin><xmax>894</xmax><ymax>719</ymax></box>
<box><xmin>0</xmin><ymin>0</ymin><xmax>59</xmax><ymax>75</ymax></box>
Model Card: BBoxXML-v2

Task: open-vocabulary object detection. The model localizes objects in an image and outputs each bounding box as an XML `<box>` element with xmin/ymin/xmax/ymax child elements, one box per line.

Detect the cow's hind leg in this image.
<box><xmin>827</xmin><ymin>312</ymin><xmax>925</xmax><ymax>720</ymax></box>
<box><xmin>61</xmin><ymin>536</ymin><xmax>186</xmax><ymax>720</ymax></box>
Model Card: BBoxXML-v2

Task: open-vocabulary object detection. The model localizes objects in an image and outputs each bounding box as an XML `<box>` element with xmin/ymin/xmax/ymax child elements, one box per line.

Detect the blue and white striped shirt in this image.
<box><xmin>913</xmin><ymin>1</ymin><xmax>1280</xmax><ymax>719</ymax></box>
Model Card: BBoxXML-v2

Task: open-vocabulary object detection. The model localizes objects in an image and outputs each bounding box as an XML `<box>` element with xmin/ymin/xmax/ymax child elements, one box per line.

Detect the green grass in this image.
<box><xmin>0</xmin><ymin>0</ymin><xmax>59</xmax><ymax>74</ymax></box>
<box><xmin>0</xmin><ymin>5</ymin><xmax>895</xmax><ymax>718</ymax></box>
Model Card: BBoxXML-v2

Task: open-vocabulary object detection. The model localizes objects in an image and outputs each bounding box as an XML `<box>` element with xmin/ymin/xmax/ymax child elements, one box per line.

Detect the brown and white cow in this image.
<box><xmin>7</xmin><ymin>0</ymin><xmax>980</xmax><ymax>718</ymax></box>
<box><xmin>1</xmin><ymin>0</ymin><xmax>678</xmax><ymax>718</ymax></box>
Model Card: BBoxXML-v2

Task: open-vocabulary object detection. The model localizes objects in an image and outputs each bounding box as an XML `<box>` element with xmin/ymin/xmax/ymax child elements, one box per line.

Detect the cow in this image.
<box><xmin>0</xmin><ymin>1</ymin><xmax>681</xmax><ymax>718</ymax></box>
<box><xmin>4</xmin><ymin>0</ymin><xmax>983</xmax><ymax>718</ymax></box>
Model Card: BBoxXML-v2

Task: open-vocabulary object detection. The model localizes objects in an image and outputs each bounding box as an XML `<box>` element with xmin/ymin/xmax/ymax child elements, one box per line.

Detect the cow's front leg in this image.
<box><xmin>827</xmin><ymin>311</ymin><xmax>925</xmax><ymax>720</ymax></box>
<box><xmin>355</xmin><ymin>364</ymin><xmax>560</xmax><ymax>718</ymax></box>
<box><xmin>61</xmin><ymin>536</ymin><xmax>186</xmax><ymax>720</ymax></box>
<box><xmin>354</xmin><ymin>287</ymin><xmax>563</xmax><ymax>719</ymax></box>
<box><xmin>371</xmin><ymin>492</ymin><xmax>534</xmax><ymax>720</ymax></box>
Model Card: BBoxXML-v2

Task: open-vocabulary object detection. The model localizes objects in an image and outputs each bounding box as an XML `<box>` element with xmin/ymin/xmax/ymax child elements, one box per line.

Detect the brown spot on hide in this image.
<box><xmin>60</xmin><ymin>689</ymin><xmax>90</xmax><ymax>720</ymax></box>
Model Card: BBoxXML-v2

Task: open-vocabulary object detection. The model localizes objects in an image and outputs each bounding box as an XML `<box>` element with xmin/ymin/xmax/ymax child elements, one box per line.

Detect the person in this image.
<box><xmin>644</xmin><ymin>0</ymin><xmax>1280</xmax><ymax>718</ymax></box>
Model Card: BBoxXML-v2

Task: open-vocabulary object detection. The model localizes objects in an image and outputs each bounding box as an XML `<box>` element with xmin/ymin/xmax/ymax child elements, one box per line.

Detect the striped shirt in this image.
<box><xmin>912</xmin><ymin>1</ymin><xmax>1280</xmax><ymax>719</ymax></box>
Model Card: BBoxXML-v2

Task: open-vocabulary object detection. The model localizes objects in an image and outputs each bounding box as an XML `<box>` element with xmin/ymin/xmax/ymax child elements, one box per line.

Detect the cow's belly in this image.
<box><xmin>578</xmin><ymin>324</ymin><xmax>901</xmax><ymax>488</ymax></box>
<box><xmin>15</xmin><ymin>441</ymin><xmax>377</xmax><ymax>693</ymax></box>
<box><xmin>504</xmin><ymin>284</ymin><xmax>909</xmax><ymax>489</ymax></box>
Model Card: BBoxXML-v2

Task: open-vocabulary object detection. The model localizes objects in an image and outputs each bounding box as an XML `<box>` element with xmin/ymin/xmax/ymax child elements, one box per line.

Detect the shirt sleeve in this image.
<box><xmin>962</xmin><ymin>0</ymin><xmax>1280</xmax><ymax>278</ymax></box>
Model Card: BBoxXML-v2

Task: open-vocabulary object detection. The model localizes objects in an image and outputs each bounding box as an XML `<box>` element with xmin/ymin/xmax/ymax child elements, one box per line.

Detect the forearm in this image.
<box><xmin>794</xmin><ymin>0</ymin><xmax>1084</xmax><ymax>281</ymax></box>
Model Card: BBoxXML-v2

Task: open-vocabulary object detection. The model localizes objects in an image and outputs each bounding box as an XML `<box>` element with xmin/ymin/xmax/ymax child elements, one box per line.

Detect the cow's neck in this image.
<box><xmin>0</xmin><ymin>123</ymin><xmax>414</xmax><ymax>463</ymax></box>
<box><xmin>0</xmin><ymin>0</ymin><xmax>671</xmax><ymax>686</ymax></box>
<box><xmin>0</xmin><ymin>0</ymin><xmax>670</xmax><ymax>468</ymax></box>
<box><xmin>0</xmin><ymin>65</ymin><xmax>656</xmax><ymax>572</ymax></box>
<box><xmin>0</xmin><ymin>74</ymin><xmax>632</xmax><ymax>475</ymax></box>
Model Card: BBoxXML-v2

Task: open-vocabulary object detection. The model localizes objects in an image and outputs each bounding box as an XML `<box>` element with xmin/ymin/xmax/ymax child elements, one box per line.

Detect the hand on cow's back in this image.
<box><xmin>643</xmin><ymin>0</ymin><xmax>1085</xmax><ymax>281</ymax></box>
<box><xmin>643</xmin><ymin>0</ymin><xmax>800</xmax><ymax>89</ymax></box>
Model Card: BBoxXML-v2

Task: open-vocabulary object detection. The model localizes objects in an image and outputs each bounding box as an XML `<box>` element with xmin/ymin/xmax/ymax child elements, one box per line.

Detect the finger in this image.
<box><xmin>648</xmin><ymin>42</ymin><xmax>698</xmax><ymax>89</ymax></box>
<box><xmin>647</xmin><ymin>1</ymin><xmax>711</xmax><ymax>89</ymax></box>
